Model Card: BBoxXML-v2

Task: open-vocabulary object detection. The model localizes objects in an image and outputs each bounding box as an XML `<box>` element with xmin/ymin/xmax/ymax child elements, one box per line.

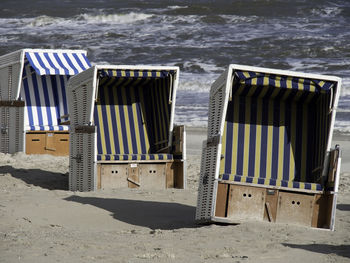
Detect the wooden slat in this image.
<box><xmin>215</xmin><ymin>183</ymin><xmax>229</xmax><ymax>217</ymax></box>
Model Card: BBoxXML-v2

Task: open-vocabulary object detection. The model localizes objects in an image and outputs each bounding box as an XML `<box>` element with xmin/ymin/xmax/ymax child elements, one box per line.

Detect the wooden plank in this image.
<box><xmin>173</xmin><ymin>160</ymin><xmax>184</xmax><ymax>189</ymax></box>
<box><xmin>226</xmin><ymin>185</ymin><xmax>266</xmax><ymax>221</ymax></box>
<box><xmin>276</xmin><ymin>191</ymin><xmax>314</xmax><ymax>227</ymax></box>
<box><xmin>45</xmin><ymin>132</ymin><xmax>56</xmax><ymax>152</ymax></box>
<box><xmin>53</xmin><ymin>132</ymin><xmax>69</xmax><ymax>156</ymax></box>
<box><xmin>263</xmin><ymin>189</ymin><xmax>279</xmax><ymax>222</ymax></box>
<box><xmin>311</xmin><ymin>193</ymin><xmax>333</xmax><ymax>229</ymax></box>
<box><xmin>128</xmin><ymin>164</ymin><xmax>140</xmax><ymax>188</ymax></box>
<box><xmin>166</xmin><ymin>162</ymin><xmax>174</xmax><ymax>188</ymax></box>
<box><xmin>100</xmin><ymin>164</ymin><xmax>128</xmax><ymax>189</ymax></box>
<box><xmin>139</xmin><ymin>163</ymin><xmax>166</xmax><ymax>189</ymax></box>
<box><xmin>25</xmin><ymin>133</ymin><xmax>46</xmax><ymax>154</ymax></box>
<box><xmin>173</xmin><ymin>125</ymin><xmax>184</xmax><ymax>154</ymax></box>
<box><xmin>97</xmin><ymin>164</ymin><xmax>102</xmax><ymax>189</ymax></box>
<box><xmin>215</xmin><ymin>183</ymin><xmax>229</xmax><ymax>217</ymax></box>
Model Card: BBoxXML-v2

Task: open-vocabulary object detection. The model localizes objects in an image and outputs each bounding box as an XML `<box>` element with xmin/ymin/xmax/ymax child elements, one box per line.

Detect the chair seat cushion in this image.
<box><xmin>26</xmin><ymin>125</ymin><xmax>69</xmax><ymax>131</ymax></box>
<box><xmin>219</xmin><ymin>174</ymin><xmax>323</xmax><ymax>191</ymax></box>
<box><xmin>97</xmin><ymin>154</ymin><xmax>173</xmax><ymax>161</ymax></box>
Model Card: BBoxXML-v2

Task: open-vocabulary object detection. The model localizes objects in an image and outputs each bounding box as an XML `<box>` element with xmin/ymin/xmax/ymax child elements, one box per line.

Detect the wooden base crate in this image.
<box><xmin>25</xmin><ymin>131</ymin><xmax>69</xmax><ymax>156</ymax></box>
<box><xmin>214</xmin><ymin>182</ymin><xmax>334</xmax><ymax>229</ymax></box>
<box><xmin>97</xmin><ymin>160</ymin><xmax>184</xmax><ymax>190</ymax></box>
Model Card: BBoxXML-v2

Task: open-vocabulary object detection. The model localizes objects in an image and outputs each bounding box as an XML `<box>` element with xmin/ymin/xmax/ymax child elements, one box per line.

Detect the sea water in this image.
<box><xmin>0</xmin><ymin>0</ymin><xmax>349</xmax><ymax>131</ymax></box>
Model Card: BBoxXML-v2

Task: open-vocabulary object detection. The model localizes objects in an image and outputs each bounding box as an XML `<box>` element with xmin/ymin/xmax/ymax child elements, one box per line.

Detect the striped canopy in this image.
<box><xmin>99</xmin><ymin>69</ymin><xmax>175</xmax><ymax>78</ymax></box>
<box><xmin>25</xmin><ymin>51</ymin><xmax>91</xmax><ymax>76</ymax></box>
<box><xmin>235</xmin><ymin>71</ymin><xmax>335</xmax><ymax>92</ymax></box>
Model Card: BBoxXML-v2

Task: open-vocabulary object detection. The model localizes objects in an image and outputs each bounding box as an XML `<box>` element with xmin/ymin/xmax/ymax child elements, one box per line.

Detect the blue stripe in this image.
<box><xmin>294</xmin><ymin>102</ymin><xmax>303</xmax><ymax>181</ymax></box>
<box><xmin>134</xmin><ymin>86</ymin><xmax>147</xmax><ymax>153</ymax></box>
<box><xmin>116</xmin><ymin>81</ymin><xmax>129</xmax><ymax>154</ymax></box>
<box><xmin>63</xmin><ymin>53</ymin><xmax>79</xmax><ymax>75</ymax></box>
<box><xmin>283</xmin><ymin>101</ymin><xmax>291</xmax><ymax>181</ymax></box>
<box><xmin>30</xmin><ymin>71</ymin><xmax>44</xmax><ymax>126</ymax></box>
<box><xmin>22</xmin><ymin>67</ymin><xmax>35</xmax><ymax>127</ymax></box>
<box><xmin>107</xmin><ymin>78</ymin><xmax>121</xmax><ymax>154</ymax></box>
<box><xmin>34</xmin><ymin>53</ymin><xmax>50</xmax><ymax>75</ymax></box>
<box><xmin>60</xmin><ymin>75</ymin><xmax>69</xmax><ymax>116</ymax></box>
<box><xmin>41</xmin><ymin>76</ymin><xmax>53</xmax><ymax>125</ymax></box>
<box><xmin>100</xmin><ymin>86</ymin><xmax>112</xmax><ymax>154</ymax></box>
<box><xmin>236</xmin><ymin>96</ymin><xmax>245</xmax><ymax>176</ymax></box>
<box><xmin>94</xmin><ymin>107</ymin><xmax>103</xmax><ymax>155</ymax></box>
<box><xmin>225</xmin><ymin>101</ymin><xmax>234</xmax><ymax>174</ymax></box>
<box><xmin>72</xmin><ymin>53</ymin><xmax>87</xmax><ymax>71</ymax></box>
<box><xmin>53</xmin><ymin>53</ymin><xmax>70</xmax><ymax>75</ymax></box>
<box><xmin>259</xmin><ymin>98</ymin><xmax>268</xmax><ymax>179</ymax></box>
<box><xmin>248</xmin><ymin>97</ymin><xmax>257</xmax><ymax>177</ymax></box>
<box><xmin>43</xmin><ymin>53</ymin><xmax>60</xmax><ymax>75</ymax></box>
<box><xmin>50</xmin><ymin>75</ymin><xmax>61</xmax><ymax>123</ymax></box>
<box><xmin>25</xmin><ymin>53</ymin><xmax>41</xmax><ymax>75</ymax></box>
<box><xmin>124</xmin><ymin>85</ymin><xmax>138</xmax><ymax>154</ymax></box>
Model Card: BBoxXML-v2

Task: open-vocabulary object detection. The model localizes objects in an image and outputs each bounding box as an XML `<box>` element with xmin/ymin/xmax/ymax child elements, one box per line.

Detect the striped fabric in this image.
<box><xmin>219</xmin><ymin>174</ymin><xmax>322</xmax><ymax>191</ymax></box>
<box><xmin>25</xmin><ymin>51</ymin><xmax>91</xmax><ymax>75</ymax></box>
<box><xmin>95</xmin><ymin>69</ymin><xmax>174</xmax><ymax>160</ymax></box>
<box><xmin>97</xmin><ymin>154</ymin><xmax>173</xmax><ymax>161</ymax></box>
<box><xmin>21</xmin><ymin>51</ymin><xmax>91</xmax><ymax>131</ymax></box>
<box><xmin>219</xmin><ymin>70</ymin><xmax>335</xmax><ymax>190</ymax></box>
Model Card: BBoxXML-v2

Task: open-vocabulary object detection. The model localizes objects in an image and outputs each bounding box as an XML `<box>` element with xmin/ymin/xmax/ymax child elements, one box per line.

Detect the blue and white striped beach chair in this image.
<box><xmin>0</xmin><ymin>49</ymin><xmax>91</xmax><ymax>155</ymax></box>
<box><xmin>67</xmin><ymin>65</ymin><xmax>186</xmax><ymax>191</ymax></box>
<box><xmin>196</xmin><ymin>65</ymin><xmax>342</xmax><ymax>230</ymax></box>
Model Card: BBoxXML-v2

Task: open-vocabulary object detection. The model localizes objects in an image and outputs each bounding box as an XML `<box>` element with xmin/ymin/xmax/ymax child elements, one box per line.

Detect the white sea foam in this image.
<box><xmin>311</xmin><ymin>7</ymin><xmax>342</xmax><ymax>17</ymax></box>
<box><xmin>77</xmin><ymin>12</ymin><xmax>152</xmax><ymax>24</ymax></box>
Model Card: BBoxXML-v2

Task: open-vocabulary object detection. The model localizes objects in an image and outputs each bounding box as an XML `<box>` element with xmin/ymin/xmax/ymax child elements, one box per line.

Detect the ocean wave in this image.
<box><xmin>77</xmin><ymin>12</ymin><xmax>152</xmax><ymax>24</ymax></box>
<box><xmin>21</xmin><ymin>12</ymin><xmax>153</xmax><ymax>29</ymax></box>
<box><xmin>311</xmin><ymin>7</ymin><xmax>342</xmax><ymax>17</ymax></box>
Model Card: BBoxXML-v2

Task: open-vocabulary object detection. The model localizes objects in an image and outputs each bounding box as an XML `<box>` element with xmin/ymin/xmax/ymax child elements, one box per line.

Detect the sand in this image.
<box><xmin>0</xmin><ymin>127</ymin><xmax>349</xmax><ymax>263</ymax></box>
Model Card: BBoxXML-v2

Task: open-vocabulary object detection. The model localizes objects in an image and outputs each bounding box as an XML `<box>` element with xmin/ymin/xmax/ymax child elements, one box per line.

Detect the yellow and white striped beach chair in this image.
<box><xmin>67</xmin><ymin>65</ymin><xmax>186</xmax><ymax>191</ymax></box>
<box><xmin>196</xmin><ymin>64</ymin><xmax>342</xmax><ymax>230</ymax></box>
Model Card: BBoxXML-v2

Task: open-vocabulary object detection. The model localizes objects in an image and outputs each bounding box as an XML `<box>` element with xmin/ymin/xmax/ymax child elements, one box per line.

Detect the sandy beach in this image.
<box><xmin>0</xmin><ymin>127</ymin><xmax>349</xmax><ymax>263</ymax></box>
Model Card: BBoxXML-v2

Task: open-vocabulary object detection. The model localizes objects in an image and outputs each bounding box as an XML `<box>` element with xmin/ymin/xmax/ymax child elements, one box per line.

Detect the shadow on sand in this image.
<box><xmin>65</xmin><ymin>195</ymin><xmax>199</xmax><ymax>230</ymax></box>
<box><xmin>337</xmin><ymin>204</ymin><xmax>350</xmax><ymax>211</ymax></box>
<box><xmin>283</xmin><ymin>243</ymin><xmax>350</xmax><ymax>259</ymax></box>
<box><xmin>0</xmin><ymin>165</ymin><xmax>68</xmax><ymax>190</ymax></box>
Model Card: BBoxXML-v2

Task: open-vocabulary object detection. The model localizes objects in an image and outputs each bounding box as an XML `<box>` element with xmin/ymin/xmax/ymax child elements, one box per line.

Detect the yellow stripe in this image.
<box><xmin>281</xmin><ymin>77</ymin><xmax>293</xmax><ymax>100</ymax></box>
<box><xmin>138</xmin><ymin>87</ymin><xmax>150</xmax><ymax>152</ymax></box>
<box><xmin>158</xmin><ymin>79</ymin><xmax>167</xmax><ymax>145</ymax></box>
<box><xmin>120</xmin><ymin>85</ymin><xmax>133</xmax><ymax>154</ymax></box>
<box><xmin>231</xmin><ymin>96</ymin><xmax>239</xmax><ymax>175</ymax></box>
<box><xmin>130</xmin><ymin>87</ymin><xmax>142</xmax><ymax>154</ymax></box>
<box><xmin>236</xmin><ymin>83</ymin><xmax>246</xmax><ymax>96</ymax></box>
<box><xmin>289</xmin><ymin>103</ymin><xmax>296</xmax><ymax>180</ymax></box>
<box><xmin>112</xmin><ymin>82</ymin><xmax>125</xmax><ymax>154</ymax></box>
<box><xmin>162</xmin><ymin>77</ymin><xmax>170</xmax><ymax>142</ymax></box>
<box><xmin>96</xmin><ymin>104</ymin><xmax>106</xmax><ymax>154</ymax></box>
<box><xmin>300</xmin><ymin>104</ymin><xmax>308</xmax><ymax>182</ymax></box>
<box><xmin>243</xmin><ymin>97</ymin><xmax>250</xmax><ymax>176</ymax></box>
<box><xmin>277</xmin><ymin>102</ymin><xmax>285</xmax><ymax>182</ymax></box>
<box><xmin>220</xmin><ymin>121</ymin><xmax>227</xmax><ymax>174</ymax></box>
<box><xmin>270</xmin><ymin>76</ymin><xmax>280</xmax><ymax>99</ymax></box>
<box><xmin>254</xmin><ymin>98</ymin><xmax>262</xmax><ymax>179</ymax></box>
<box><xmin>265</xmin><ymin>100</ymin><xmax>274</xmax><ymax>182</ymax></box>
<box><xmin>104</xmin><ymin>85</ymin><xmax>116</xmax><ymax>154</ymax></box>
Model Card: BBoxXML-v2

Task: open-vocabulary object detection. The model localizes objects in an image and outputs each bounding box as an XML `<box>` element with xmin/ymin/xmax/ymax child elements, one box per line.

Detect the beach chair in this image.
<box><xmin>0</xmin><ymin>49</ymin><xmax>91</xmax><ymax>155</ymax></box>
<box><xmin>196</xmin><ymin>64</ymin><xmax>342</xmax><ymax>230</ymax></box>
<box><xmin>67</xmin><ymin>65</ymin><xmax>186</xmax><ymax>191</ymax></box>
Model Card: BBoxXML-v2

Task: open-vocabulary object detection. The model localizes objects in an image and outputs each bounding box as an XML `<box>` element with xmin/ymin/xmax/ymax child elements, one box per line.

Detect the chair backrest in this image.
<box><xmin>94</xmin><ymin>69</ymin><xmax>173</xmax><ymax>155</ymax></box>
<box><xmin>21</xmin><ymin>62</ymin><xmax>69</xmax><ymax>130</ymax></box>
<box><xmin>219</xmin><ymin>71</ymin><xmax>335</xmax><ymax>184</ymax></box>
